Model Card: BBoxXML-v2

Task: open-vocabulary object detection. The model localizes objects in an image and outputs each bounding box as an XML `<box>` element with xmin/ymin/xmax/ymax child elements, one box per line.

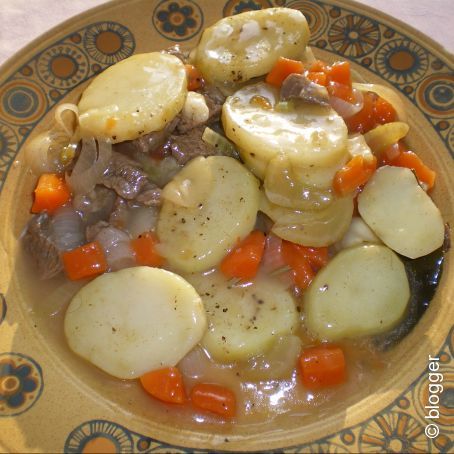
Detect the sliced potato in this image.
<box><xmin>223</xmin><ymin>82</ymin><xmax>349</xmax><ymax>186</ymax></box>
<box><xmin>186</xmin><ymin>271</ymin><xmax>298</xmax><ymax>362</ymax></box>
<box><xmin>358</xmin><ymin>166</ymin><xmax>444</xmax><ymax>258</ymax></box>
<box><xmin>364</xmin><ymin>122</ymin><xmax>409</xmax><ymax>155</ymax></box>
<box><xmin>78</xmin><ymin>53</ymin><xmax>187</xmax><ymax>143</ymax></box>
<box><xmin>158</xmin><ymin>156</ymin><xmax>260</xmax><ymax>272</ymax></box>
<box><xmin>260</xmin><ymin>192</ymin><xmax>354</xmax><ymax>247</ymax></box>
<box><xmin>353</xmin><ymin>83</ymin><xmax>407</xmax><ymax>122</ymax></box>
<box><xmin>64</xmin><ymin>267</ymin><xmax>206</xmax><ymax>379</ymax></box>
<box><xmin>264</xmin><ymin>154</ymin><xmax>334</xmax><ymax>211</ymax></box>
<box><xmin>347</xmin><ymin>134</ymin><xmax>374</xmax><ymax>160</ymax></box>
<box><xmin>304</xmin><ymin>245</ymin><xmax>410</xmax><ymax>341</ymax></box>
<box><xmin>194</xmin><ymin>8</ymin><xmax>309</xmax><ymax>87</ymax></box>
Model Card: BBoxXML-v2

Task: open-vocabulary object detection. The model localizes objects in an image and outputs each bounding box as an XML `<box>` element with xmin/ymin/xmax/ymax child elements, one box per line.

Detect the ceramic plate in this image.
<box><xmin>0</xmin><ymin>0</ymin><xmax>453</xmax><ymax>452</ymax></box>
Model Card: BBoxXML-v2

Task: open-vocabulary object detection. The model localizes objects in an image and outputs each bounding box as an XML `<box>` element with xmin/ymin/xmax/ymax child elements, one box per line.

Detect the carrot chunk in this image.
<box><xmin>31</xmin><ymin>173</ymin><xmax>71</xmax><ymax>214</ymax></box>
<box><xmin>345</xmin><ymin>91</ymin><xmax>376</xmax><ymax>134</ymax></box>
<box><xmin>140</xmin><ymin>367</ymin><xmax>185</xmax><ymax>404</ymax></box>
<box><xmin>333</xmin><ymin>155</ymin><xmax>377</xmax><ymax>196</ymax></box>
<box><xmin>191</xmin><ymin>383</ymin><xmax>236</xmax><ymax>418</ymax></box>
<box><xmin>62</xmin><ymin>241</ymin><xmax>108</xmax><ymax>280</ymax></box>
<box><xmin>220</xmin><ymin>230</ymin><xmax>266</xmax><ymax>280</ymax></box>
<box><xmin>373</xmin><ymin>95</ymin><xmax>397</xmax><ymax>125</ymax></box>
<box><xmin>306</xmin><ymin>71</ymin><xmax>328</xmax><ymax>86</ymax></box>
<box><xmin>266</xmin><ymin>57</ymin><xmax>304</xmax><ymax>87</ymax></box>
<box><xmin>300</xmin><ymin>345</ymin><xmax>346</xmax><ymax>389</ymax></box>
<box><xmin>327</xmin><ymin>61</ymin><xmax>352</xmax><ymax>86</ymax></box>
<box><xmin>131</xmin><ymin>232</ymin><xmax>164</xmax><ymax>267</ymax></box>
<box><xmin>185</xmin><ymin>64</ymin><xmax>204</xmax><ymax>91</ymax></box>
<box><xmin>281</xmin><ymin>241</ymin><xmax>315</xmax><ymax>290</ymax></box>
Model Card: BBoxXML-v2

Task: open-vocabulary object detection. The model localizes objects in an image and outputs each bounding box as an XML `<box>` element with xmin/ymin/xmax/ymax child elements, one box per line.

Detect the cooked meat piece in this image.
<box><xmin>108</xmin><ymin>197</ymin><xmax>130</xmax><ymax>230</ymax></box>
<box><xmin>23</xmin><ymin>213</ymin><xmax>62</xmax><ymax>279</ymax></box>
<box><xmin>73</xmin><ymin>186</ymin><xmax>116</xmax><ymax>225</ymax></box>
<box><xmin>136</xmin><ymin>183</ymin><xmax>162</xmax><ymax>207</ymax></box>
<box><xmin>198</xmin><ymin>84</ymin><xmax>226</xmax><ymax>123</ymax></box>
<box><xmin>280</xmin><ymin>73</ymin><xmax>329</xmax><ymax>106</ymax></box>
<box><xmin>169</xmin><ymin>126</ymin><xmax>216</xmax><ymax>165</ymax></box>
<box><xmin>102</xmin><ymin>151</ymin><xmax>149</xmax><ymax>200</ymax></box>
<box><xmin>86</xmin><ymin>220</ymin><xmax>110</xmax><ymax>243</ymax></box>
<box><xmin>163</xmin><ymin>44</ymin><xmax>189</xmax><ymax>64</ymax></box>
<box><xmin>113</xmin><ymin>117</ymin><xmax>179</xmax><ymax>155</ymax></box>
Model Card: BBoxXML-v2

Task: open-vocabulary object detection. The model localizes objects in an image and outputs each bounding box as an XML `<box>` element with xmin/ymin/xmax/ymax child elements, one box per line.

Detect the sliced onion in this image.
<box><xmin>51</xmin><ymin>206</ymin><xmax>85</xmax><ymax>251</ymax></box>
<box><xmin>329</xmin><ymin>87</ymin><xmax>364</xmax><ymax>119</ymax></box>
<box><xmin>261</xmin><ymin>234</ymin><xmax>285</xmax><ymax>274</ymax></box>
<box><xmin>126</xmin><ymin>206</ymin><xmax>159</xmax><ymax>238</ymax></box>
<box><xmin>95</xmin><ymin>225</ymin><xmax>135</xmax><ymax>271</ymax></box>
<box><xmin>66</xmin><ymin>138</ymin><xmax>112</xmax><ymax>196</ymax></box>
<box><xmin>54</xmin><ymin>103</ymin><xmax>79</xmax><ymax>137</ymax></box>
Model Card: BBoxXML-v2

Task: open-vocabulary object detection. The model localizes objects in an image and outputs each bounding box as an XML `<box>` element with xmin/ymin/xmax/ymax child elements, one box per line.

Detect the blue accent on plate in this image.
<box><xmin>152</xmin><ymin>0</ymin><xmax>204</xmax><ymax>41</ymax></box>
<box><xmin>0</xmin><ymin>352</ymin><xmax>44</xmax><ymax>417</ymax></box>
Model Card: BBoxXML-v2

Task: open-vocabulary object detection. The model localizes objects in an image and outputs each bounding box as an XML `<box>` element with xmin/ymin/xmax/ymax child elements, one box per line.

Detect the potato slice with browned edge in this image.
<box><xmin>78</xmin><ymin>53</ymin><xmax>187</xmax><ymax>143</ymax></box>
<box><xmin>358</xmin><ymin>166</ymin><xmax>444</xmax><ymax>258</ymax></box>
<box><xmin>304</xmin><ymin>245</ymin><xmax>410</xmax><ymax>341</ymax></box>
<box><xmin>64</xmin><ymin>267</ymin><xmax>206</xmax><ymax>379</ymax></box>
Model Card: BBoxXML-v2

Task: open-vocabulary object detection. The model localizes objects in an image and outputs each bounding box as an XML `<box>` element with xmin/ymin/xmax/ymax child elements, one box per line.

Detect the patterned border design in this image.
<box><xmin>0</xmin><ymin>353</ymin><xmax>44</xmax><ymax>417</ymax></box>
<box><xmin>0</xmin><ymin>294</ymin><xmax>6</xmax><ymax>326</ymax></box>
<box><xmin>64</xmin><ymin>326</ymin><xmax>454</xmax><ymax>452</ymax></box>
<box><xmin>0</xmin><ymin>21</ymin><xmax>135</xmax><ymax>194</ymax></box>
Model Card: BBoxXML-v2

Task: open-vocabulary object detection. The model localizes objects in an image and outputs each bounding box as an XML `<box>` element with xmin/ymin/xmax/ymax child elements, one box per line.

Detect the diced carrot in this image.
<box><xmin>131</xmin><ymin>232</ymin><xmax>164</xmax><ymax>267</ymax></box>
<box><xmin>191</xmin><ymin>383</ymin><xmax>236</xmax><ymax>418</ymax></box>
<box><xmin>300</xmin><ymin>345</ymin><xmax>346</xmax><ymax>389</ymax></box>
<box><xmin>309</xmin><ymin>60</ymin><xmax>328</xmax><ymax>73</ymax></box>
<box><xmin>306</xmin><ymin>71</ymin><xmax>328</xmax><ymax>86</ymax></box>
<box><xmin>373</xmin><ymin>95</ymin><xmax>397</xmax><ymax>125</ymax></box>
<box><xmin>345</xmin><ymin>91</ymin><xmax>376</xmax><ymax>134</ymax></box>
<box><xmin>62</xmin><ymin>241</ymin><xmax>108</xmax><ymax>280</ymax></box>
<box><xmin>281</xmin><ymin>241</ymin><xmax>315</xmax><ymax>290</ymax></box>
<box><xmin>326</xmin><ymin>81</ymin><xmax>354</xmax><ymax>102</ymax></box>
<box><xmin>266</xmin><ymin>57</ymin><xmax>304</xmax><ymax>87</ymax></box>
<box><xmin>220</xmin><ymin>230</ymin><xmax>266</xmax><ymax>280</ymax></box>
<box><xmin>31</xmin><ymin>173</ymin><xmax>71</xmax><ymax>214</ymax></box>
<box><xmin>392</xmin><ymin>151</ymin><xmax>436</xmax><ymax>190</ymax></box>
<box><xmin>295</xmin><ymin>245</ymin><xmax>329</xmax><ymax>270</ymax></box>
<box><xmin>333</xmin><ymin>155</ymin><xmax>377</xmax><ymax>196</ymax></box>
<box><xmin>140</xmin><ymin>367</ymin><xmax>185</xmax><ymax>404</ymax></box>
<box><xmin>327</xmin><ymin>61</ymin><xmax>352</xmax><ymax>86</ymax></box>
<box><xmin>185</xmin><ymin>64</ymin><xmax>204</xmax><ymax>91</ymax></box>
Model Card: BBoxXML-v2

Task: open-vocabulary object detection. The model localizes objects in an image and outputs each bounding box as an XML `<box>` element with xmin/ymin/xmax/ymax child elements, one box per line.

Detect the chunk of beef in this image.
<box><xmin>163</xmin><ymin>44</ymin><xmax>189</xmax><ymax>64</ymax></box>
<box><xmin>198</xmin><ymin>84</ymin><xmax>226</xmax><ymax>123</ymax></box>
<box><xmin>169</xmin><ymin>126</ymin><xmax>216</xmax><ymax>165</ymax></box>
<box><xmin>113</xmin><ymin>117</ymin><xmax>179</xmax><ymax>155</ymax></box>
<box><xmin>136</xmin><ymin>183</ymin><xmax>162</xmax><ymax>207</ymax></box>
<box><xmin>23</xmin><ymin>213</ymin><xmax>62</xmax><ymax>279</ymax></box>
<box><xmin>102</xmin><ymin>151</ymin><xmax>149</xmax><ymax>199</ymax></box>
<box><xmin>73</xmin><ymin>186</ymin><xmax>116</xmax><ymax>225</ymax></box>
<box><xmin>280</xmin><ymin>73</ymin><xmax>329</xmax><ymax>106</ymax></box>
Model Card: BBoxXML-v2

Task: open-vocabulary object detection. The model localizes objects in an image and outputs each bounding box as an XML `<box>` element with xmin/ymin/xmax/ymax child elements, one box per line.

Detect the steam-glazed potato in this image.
<box><xmin>260</xmin><ymin>192</ymin><xmax>354</xmax><ymax>247</ymax></box>
<box><xmin>187</xmin><ymin>272</ymin><xmax>298</xmax><ymax>362</ymax></box>
<box><xmin>158</xmin><ymin>156</ymin><xmax>260</xmax><ymax>272</ymax></box>
<box><xmin>223</xmin><ymin>82</ymin><xmax>349</xmax><ymax>186</ymax></box>
<box><xmin>358</xmin><ymin>166</ymin><xmax>445</xmax><ymax>258</ymax></box>
<box><xmin>194</xmin><ymin>8</ymin><xmax>309</xmax><ymax>87</ymax></box>
<box><xmin>64</xmin><ymin>267</ymin><xmax>206</xmax><ymax>379</ymax></box>
<box><xmin>304</xmin><ymin>245</ymin><xmax>410</xmax><ymax>341</ymax></box>
<box><xmin>78</xmin><ymin>53</ymin><xmax>187</xmax><ymax>143</ymax></box>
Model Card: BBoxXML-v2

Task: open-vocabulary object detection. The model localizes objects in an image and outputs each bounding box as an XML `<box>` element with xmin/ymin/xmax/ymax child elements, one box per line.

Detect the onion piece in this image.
<box><xmin>329</xmin><ymin>87</ymin><xmax>364</xmax><ymax>119</ymax></box>
<box><xmin>51</xmin><ymin>206</ymin><xmax>85</xmax><ymax>251</ymax></box>
<box><xmin>261</xmin><ymin>234</ymin><xmax>285</xmax><ymax>274</ymax></box>
<box><xmin>66</xmin><ymin>138</ymin><xmax>112</xmax><ymax>196</ymax></box>
<box><xmin>54</xmin><ymin>103</ymin><xmax>79</xmax><ymax>137</ymax></box>
<box><xmin>126</xmin><ymin>206</ymin><xmax>159</xmax><ymax>238</ymax></box>
<box><xmin>94</xmin><ymin>225</ymin><xmax>135</xmax><ymax>271</ymax></box>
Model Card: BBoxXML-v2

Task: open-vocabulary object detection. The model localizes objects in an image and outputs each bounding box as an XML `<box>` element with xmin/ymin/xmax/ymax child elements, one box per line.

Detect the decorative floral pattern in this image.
<box><xmin>416</xmin><ymin>74</ymin><xmax>454</xmax><ymax>118</ymax></box>
<box><xmin>223</xmin><ymin>0</ymin><xmax>272</xmax><ymax>17</ymax></box>
<box><xmin>0</xmin><ymin>353</ymin><xmax>43</xmax><ymax>417</ymax></box>
<box><xmin>375</xmin><ymin>39</ymin><xmax>429</xmax><ymax>84</ymax></box>
<box><xmin>152</xmin><ymin>0</ymin><xmax>203</xmax><ymax>41</ymax></box>
<box><xmin>328</xmin><ymin>14</ymin><xmax>380</xmax><ymax>57</ymax></box>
